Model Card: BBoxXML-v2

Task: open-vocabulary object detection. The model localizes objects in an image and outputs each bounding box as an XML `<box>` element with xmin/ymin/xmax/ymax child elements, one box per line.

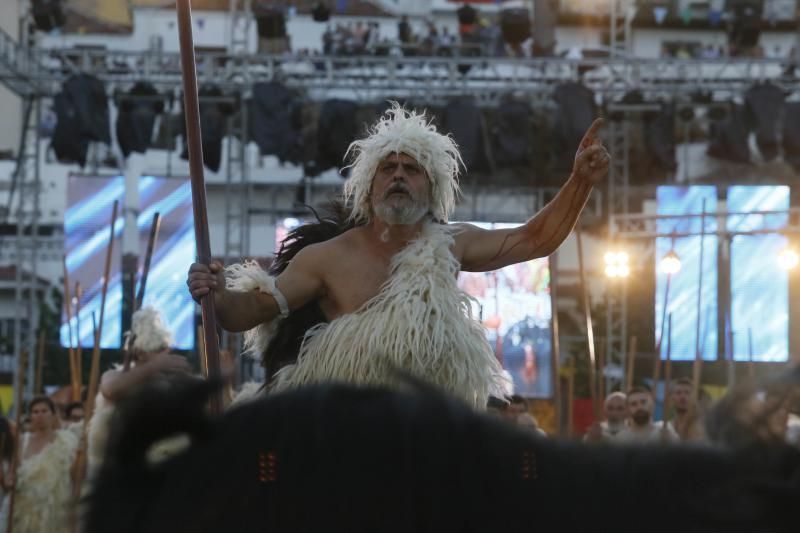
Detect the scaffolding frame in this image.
<box><xmin>2</xmin><ymin>23</ymin><xmax>800</xmax><ymax>391</ymax></box>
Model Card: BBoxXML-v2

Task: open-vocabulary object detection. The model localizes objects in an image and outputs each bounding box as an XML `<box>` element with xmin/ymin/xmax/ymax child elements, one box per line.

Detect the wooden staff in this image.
<box><xmin>597</xmin><ymin>339</ymin><xmax>606</xmax><ymax>399</ymax></box>
<box><xmin>177</xmin><ymin>0</ymin><xmax>222</xmax><ymax>413</ymax></box>
<box><xmin>6</xmin><ymin>348</ymin><xmax>29</xmax><ymax>533</ymax></box>
<box><xmin>575</xmin><ymin>228</ymin><xmax>599</xmax><ymax>420</ymax></box>
<box><xmin>625</xmin><ymin>335</ymin><xmax>637</xmax><ymax>393</ymax></box>
<box><xmin>549</xmin><ymin>250</ymin><xmax>562</xmax><ymax>436</ymax></box>
<box><xmin>661</xmin><ymin>314</ymin><xmax>673</xmax><ymax>431</ymax></box>
<box><xmin>747</xmin><ymin>327</ymin><xmax>755</xmax><ymax>379</ymax></box>
<box><xmin>652</xmin><ymin>267</ymin><xmax>674</xmax><ymax>397</ymax></box>
<box><xmin>74</xmin><ymin>282</ymin><xmax>83</xmax><ymax>394</ymax></box>
<box><xmin>73</xmin><ymin>201</ymin><xmax>118</xmax><ymax>497</ymax></box>
<box><xmin>34</xmin><ymin>330</ymin><xmax>45</xmax><ymax>395</ymax></box>
<box><xmin>135</xmin><ymin>212</ymin><xmax>162</xmax><ymax>311</ymax></box>
<box><xmin>62</xmin><ymin>257</ymin><xmax>79</xmax><ymax>401</ymax></box>
<box><xmin>692</xmin><ymin>199</ymin><xmax>707</xmax><ymax>404</ymax></box>
<box><xmin>197</xmin><ymin>325</ymin><xmax>208</xmax><ymax>378</ymax></box>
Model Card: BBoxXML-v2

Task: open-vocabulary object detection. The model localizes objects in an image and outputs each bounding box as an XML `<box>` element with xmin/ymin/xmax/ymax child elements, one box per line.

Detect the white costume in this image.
<box><xmin>1</xmin><ymin>430</ymin><xmax>78</xmax><ymax>533</ymax></box>
<box><xmin>227</xmin><ymin>104</ymin><xmax>508</xmax><ymax>408</ymax></box>
<box><xmin>86</xmin><ymin>307</ymin><xmax>173</xmax><ymax>477</ymax></box>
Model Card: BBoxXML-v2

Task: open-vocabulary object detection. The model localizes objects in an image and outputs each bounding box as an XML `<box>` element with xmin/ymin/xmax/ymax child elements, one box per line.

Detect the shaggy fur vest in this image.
<box><xmin>233</xmin><ymin>221</ymin><xmax>507</xmax><ymax>409</ymax></box>
<box><xmin>2</xmin><ymin>430</ymin><xmax>78</xmax><ymax>533</ymax></box>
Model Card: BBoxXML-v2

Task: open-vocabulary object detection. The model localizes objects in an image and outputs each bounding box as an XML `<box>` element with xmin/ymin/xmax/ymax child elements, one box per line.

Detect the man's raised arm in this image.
<box><xmin>187</xmin><ymin>245</ymin><xmax>324</xmax><ymax>332</ymax></box>
<box><xmin>457</xmin><ymin>119</ymin><xmax>609</xmax><ymax>272</ymax></box>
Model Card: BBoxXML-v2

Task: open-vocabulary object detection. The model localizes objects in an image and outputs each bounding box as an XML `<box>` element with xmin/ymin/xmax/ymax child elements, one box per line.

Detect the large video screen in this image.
<box><xmin>727</xmin><ymin>185</ymin><xmax>790</xmax><ymax>362</ymax></box>
<box><xmin>655</xmin><ymin>186</ymin><xmax>718</xmax><ymax>361</ymax></box>
<box><xmin>457</xmin><ymin>223</ymin><xmax>553</xmax><ymax>398</ymax></box>
<box><xmin>61</xmin><ymin>175</ymin><xmax>196</xmax><ymax>350</ymax></box>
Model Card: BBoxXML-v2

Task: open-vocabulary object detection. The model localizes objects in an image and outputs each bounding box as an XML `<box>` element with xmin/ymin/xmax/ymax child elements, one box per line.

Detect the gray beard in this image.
<box><xmin>374</xmin><ymin>199</ymin><xmax>429</xmax><ymax>226</ymax></box>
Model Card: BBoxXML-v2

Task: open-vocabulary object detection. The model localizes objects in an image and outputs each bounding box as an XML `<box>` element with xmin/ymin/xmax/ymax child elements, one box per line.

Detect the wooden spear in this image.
<box><xmin>135</xmin><ymin>212</ymin><xmax>162</xmax><ymax>311</ymax></box>
<box><xmin>177</xmin><ymin>0</ymin><xmax>222</xmax><ymax>413</ymax></box>
<box><xmin>625</xmin><ymin>335</ymin><xmax>637</xmax><ymax>393</ymax></box>
<box><xmin>575</xmin><ymin>228</ymin><xmax>599</xmax><ymax>421</ymax></box>
<box><xmin>74</xmin><ymin>282</ymin><xmax>83</xmax><ymax>394</ymax></box>
<box><xmin>6</xmin><ymin>348</ymin><xmax>29</xmax><ymax>533</ymax></box>
<box><xmin>549</xmin><ymin>250</ymin><xmax>562</xmax><ymax>436</ymax></box>
<box><xmin>34</xmin><ymin>330</ymin><xmax>45</xmax><ymax>395</ymax></box>
<box><xmin>73</xmin><ymin>200</ymin><xmax>118</xmax><ymax>497</ymax></box>
<box><xmin>62</xmin><ymin>257</ymin><xmax>79</xmax><ymax>401</ymax></box>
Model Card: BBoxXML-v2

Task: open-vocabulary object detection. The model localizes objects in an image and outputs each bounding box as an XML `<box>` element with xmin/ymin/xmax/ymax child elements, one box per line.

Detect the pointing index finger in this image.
<box><xmin>580</xmin><ymin>118</ymin><xmax>605</xmax><ymax>148</ymax></box>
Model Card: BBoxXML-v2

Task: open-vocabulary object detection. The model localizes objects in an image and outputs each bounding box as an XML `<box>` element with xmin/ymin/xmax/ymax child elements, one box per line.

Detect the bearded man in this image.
<box><xmin>187</xmin><ymin>104</ymin><xmax>609</xmax><ymax>408</ymax></box>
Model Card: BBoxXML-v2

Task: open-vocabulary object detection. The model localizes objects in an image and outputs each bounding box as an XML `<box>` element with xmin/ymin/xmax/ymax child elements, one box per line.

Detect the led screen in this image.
<box><xmin>655</xmin><ymin>186</ymin><xmax>718</xmax><ymax>361</ymax></box>
<box><xmin>727</xmin><ymin>186</ymin><xmax>789</xmax><ymax>362</ymax></box>
<box><xmin>61</xmin><ymin>175</ymin><xmax>196</xmax><ymax>350</ymax></box>
<box><xmin>457</xmin><ymin>223</ymin><xmax>553</xmax><ymax>398</ymax></box>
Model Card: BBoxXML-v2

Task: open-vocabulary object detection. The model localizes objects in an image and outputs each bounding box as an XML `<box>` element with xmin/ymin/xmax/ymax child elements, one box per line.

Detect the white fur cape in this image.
<box><xmin>229</xmin><ymin>222</ymin><xmax>508</xmax><ymax>409</ymax></box>
<box><xmin>4</xmin><ymin>430</ymin><xmax>78</xmax><ymax>533</ymax></box>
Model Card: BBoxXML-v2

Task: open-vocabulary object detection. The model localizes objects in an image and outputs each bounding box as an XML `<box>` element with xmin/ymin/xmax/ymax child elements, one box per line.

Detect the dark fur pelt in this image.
<box><xmin>86</xmin><ymin>376</ymin><xmax>799</xmax><ymax>533</ymax></box>
<box><xmin>262</xmin><ymin>201</ymin><xmax>358</xmax><ymax>381</ymax></box>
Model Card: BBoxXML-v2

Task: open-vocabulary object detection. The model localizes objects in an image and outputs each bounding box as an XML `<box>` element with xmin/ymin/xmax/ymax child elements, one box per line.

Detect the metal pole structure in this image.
<box><xmin>575</xmin><ymin>228</ymin><xmax>599</xmax><ymax>420</ymax></box>
<box><xmin>177</xmin><ymin>0</ymin><xmax>223</xmax><ymax>414</ymax></box>
<box><xmin>692</xmin><ymin>199</ymin><xmax>707</xmax><ymax>403</ymax></box>
<box><xmin>662</xmin><ymin>313</ymin><xmax>673</xmax><ymax>430</ymax></box>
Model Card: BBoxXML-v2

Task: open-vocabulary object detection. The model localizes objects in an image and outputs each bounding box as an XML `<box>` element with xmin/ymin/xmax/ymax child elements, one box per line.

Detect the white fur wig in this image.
<box><xmin>342</xmin><ymin>102</ymin><xmax>463</xmax><ymax>224</ymax></box>
<box><xmin>124</xmin><ymin>306</ymin><xmax>173</xmax><ymax>353</ymax></box>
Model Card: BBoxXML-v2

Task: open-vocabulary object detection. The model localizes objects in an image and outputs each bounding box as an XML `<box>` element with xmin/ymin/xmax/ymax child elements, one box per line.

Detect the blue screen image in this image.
<box><xmin>61</xmin><ymin>175</ymin><xmax>196</xmax><ymax>350</ymax></box>
<box><xmin>727</xmin><ymin>186</ymin><xmax>789</xmax><ymax>362</ymax></box>
<box><xmin>655</xmin><ymin>186</ymin><xmax>718</xmax><ymax>361</ymax></box>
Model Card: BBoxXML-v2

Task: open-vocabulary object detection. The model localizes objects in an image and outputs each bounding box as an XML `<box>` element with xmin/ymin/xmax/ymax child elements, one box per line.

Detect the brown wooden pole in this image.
<box><xmin>85</xmin><ymin>201</ymin><xmax>117</xmax><ymax>420</ymax></box>
<box><xmin>74</xmin><ymin>282</ymin><xmax>83</xmax><ymax>395</ymax></box>
<box><xmin>197</xmin><ymin>325</ymin><xmax>208</xmax><ymax>378</ymax></box>
<box><xmin>73</xmin><ymin>202</ymin><xmax>118</xmax><ymax>498</ymax></box>
<box><xmin>177</xmin><ymin>0</ymin><xmax>222</xmax><ymax>414</ymax></box>
<box><xmin>597</xmin><ymin>338</ymin><xmax>606</xmax><ymax>400</ymax></box>
<box><xmin>549</xmin><ymin>250</ymin><xmax>562</xmax><ymax>436</ymax></box>
<box><xmin>6</xmin><ymin>349</ymin><xmax>29</xmax><ymax>533</ymax></box>
<box><xmin>625</xmin><ymin>335</ymin><xmax>637</xmax><ymax>393</ymax></box>
<box><xmin>135</xmin><ymin>212</ymin><xmax>162</xmax><ymax>311</ymax></box>
<box><xmin>34</xmin><ymin>330</ymin><xmax>45</xmax><ymax>395</ymax></box>
<box><xmin>62</xmin><ymin>256</ymin><xmax>79</xmax><ymax>401</ymax></box>
<box><xmin>575</xmin><ymin>228</ymin><xmax>599</xmax><ymax>421</ymax></box>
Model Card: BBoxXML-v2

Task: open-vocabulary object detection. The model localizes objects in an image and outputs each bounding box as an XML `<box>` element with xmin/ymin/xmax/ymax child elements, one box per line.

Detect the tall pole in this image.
<box><xmin>61</xmin><ymin>257</ymin><xmax>79</xmax><ymax>401</ymax></box>
<box><xmin>692</xmin><ymin>199</ymin><xmax>707</xmax><ymax>404</ymax></box>
<box><xmin>74</xmin><ymin>282</ymin><xmax>83</xmax><ymax>391</ymax></box>
<box><xmin>177</xmin><ymin>0</ymin><xmax>223</xmax><ymax>414</ymax></box>
<box><xmin>549</xmin><ymin>250</ymin><xmax>562</xmax><ymax>436</ymax></box>
<box><xmin>575</xmin><ymin>228</ymin><xmax>599</xmax><ymax>420</ymax></box>
<box><xmin>136</xmin><ymin>212</ymin><xmax>162</xmax><ymax>310</ymax></box>
<box><xmin>662</xmin><ymin>314</ymin><xmax>673</xmax><ymax>431</ymax></box>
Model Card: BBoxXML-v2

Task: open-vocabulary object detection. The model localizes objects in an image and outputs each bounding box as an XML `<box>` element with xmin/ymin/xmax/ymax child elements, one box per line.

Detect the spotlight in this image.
<box><xmin>659</xmin><ymin>250</ymin><xmax>682</xmax><ymax>275</ymax></box>
<box><xmin>777</xmin><ymin>247</ymin><xmax>799</xmax><ymax>270</ymax></box>
<box><xmin>604</xmin><ymin>251</ymin><xmax>630</xmax><ymax>278</ymax></box>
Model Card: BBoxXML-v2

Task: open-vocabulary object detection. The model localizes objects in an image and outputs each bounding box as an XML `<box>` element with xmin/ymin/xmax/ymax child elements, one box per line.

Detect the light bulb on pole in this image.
<box><xmin>659</xmin><ymin>250</ymin><xmax>682</xmax><ymax>275</ymax></box>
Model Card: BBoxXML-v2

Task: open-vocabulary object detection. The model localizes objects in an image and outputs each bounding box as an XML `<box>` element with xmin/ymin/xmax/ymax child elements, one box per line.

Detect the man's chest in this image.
<box><xmin>320</xmin><ymin>253</ymin><xmax>392</xmax><ymax>317</ymax></box>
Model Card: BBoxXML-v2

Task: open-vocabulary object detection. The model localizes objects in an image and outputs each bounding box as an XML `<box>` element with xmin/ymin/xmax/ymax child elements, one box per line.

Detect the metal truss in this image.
<box><xmin>2</xmin><ymin>29</ymin><xmax>800</xmax><ymax>99</ymax></box>
<box><xmin>610</xmin><ymin>209</ymin><xmax>800</xmax><ymax>240</ymax></box>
